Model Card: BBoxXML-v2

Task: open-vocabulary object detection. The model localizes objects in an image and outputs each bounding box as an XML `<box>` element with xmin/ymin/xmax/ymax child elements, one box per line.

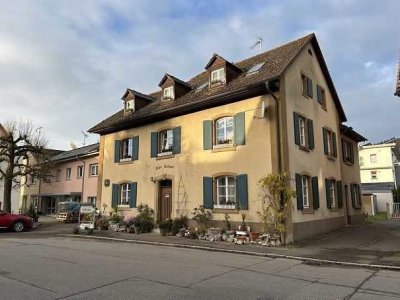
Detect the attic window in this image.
<box><xmin>246</xmin><ymin>62</ymin><xmax>265</xmax><ymax>75</ymax></box>
<box><xmin>125</xmin><ymin>100</ymin><xmax>134</xmax><ymax>111</ymax></box>
<box><xmin>195</xmin><ymin>82</ymin><xmax>209</xmax><ymax>92</ymax></box>
<box><xmin>210</xmin><ymin>68</ymin><xmax>226</xmax><ymax>86</ymax></box>
<box><xmin>163</xmin><ymin>86</ymin><xmax>174</xmax><ymax>100</ymax></box>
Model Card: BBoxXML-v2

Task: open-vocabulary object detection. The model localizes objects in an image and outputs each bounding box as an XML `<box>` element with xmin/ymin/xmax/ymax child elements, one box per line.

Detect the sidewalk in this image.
<box><xmin>64</xmin><ymin>219</ymin><xmax>400</xmax><ymax>270</ymax></box>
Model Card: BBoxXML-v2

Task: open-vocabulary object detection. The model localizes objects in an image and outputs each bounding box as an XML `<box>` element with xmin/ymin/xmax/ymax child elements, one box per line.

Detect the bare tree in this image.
<box><xmin>0</xmin><ymin>120</ymin><xmax>48</xmax><ymax>213</ymax></box>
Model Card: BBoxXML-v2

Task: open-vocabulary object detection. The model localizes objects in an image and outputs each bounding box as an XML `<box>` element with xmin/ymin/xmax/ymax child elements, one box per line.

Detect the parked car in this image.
<box><xmin>0</xmin><ymin>210</ymin><xmax>33</xmax><ymax>232</ymax></box>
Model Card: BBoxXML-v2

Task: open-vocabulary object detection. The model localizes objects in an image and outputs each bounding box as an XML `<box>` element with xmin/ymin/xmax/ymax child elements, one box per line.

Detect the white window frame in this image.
<box><xmin>370</xmin><ymin>154</ymin><xmax>377</xmax><ymax>164</ymax></box>
<box><xmin>77</xmin><ymin>165</ymin><xmax>84</xmax><ymax>179</ymax></box>
<box><xmin>158</xmin><ymin>129</ymin><xmax>174</xmax><ymax>155</ymax></box>
<box><xmin>330</xmin><ymin>179</ymin><xmax>336</xmax><ymax>208</ymax></box>
<box><xmin>120</xmin><ymin>138</ymin><xmax>133</xmax><ymax>161</ymax></box>
<box><xmin>89</xmin><ymin>164</ymin><xmax>98</xmax><ymax>177</ymax></box>
<box><xmin>215</xmin><ymin>176</ymin><xmax>236</xmax><ymax>209</ymax></box>
<box><xmin>120</xmin><ymin>183</ymin><xmax>130</xmax><ymax>206</ymax></box>
<box><xmin>66</xmin><ymin>168</ymin><xmax>72</xmax><ymax>180</ymax></box>
<box><xmin>211</xmin><ymin>68</ymin><xmax>226</xmax><ymax>85</ymax></box>
<box><xmin>125</xmin><ymin>99</ymin><xmax>135</xmax><ymax>110</ymax></box>
<box><xmin>215</xmin><ymin>116</ymin><xmax>234</xmax><ymax>146</ymax></box>
<box><xmin>299</xmin><ymin>117</ymin><xmax>306</xmax><ymax>147</ymax></box>
<box><xmin>302</xmin><ymin>175</ymin><xmax>310</xmax><ymax>208</ymax></box>
<box><xmin>325</xmin><ymin>129</ymin><xmax>335</xmax><ymax>156</ymax></box>
<box><xmin>163</xmin><ymin>86</ymin><xmax>174</xmax><ymax>100</ymax></box>
<box><xmin>87</xmin><ymin>196</ymin><xmax>96</xmax><ymax>205</ymax></box>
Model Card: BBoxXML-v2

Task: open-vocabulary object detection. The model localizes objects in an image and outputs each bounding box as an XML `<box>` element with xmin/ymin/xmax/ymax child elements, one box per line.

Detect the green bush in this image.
<box><xmin>171</xmin><ymin>216</ymin><xmax>188</xmax><ymax>235</ymax></box>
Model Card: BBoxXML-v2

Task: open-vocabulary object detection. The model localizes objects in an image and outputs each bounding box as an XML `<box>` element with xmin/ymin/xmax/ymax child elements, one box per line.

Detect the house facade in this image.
<box><xmin>19</xmin><ymin>143</ymin><xmax>99</xmax><ymax>214</ymax></box>
<box><xmin>359</xmin><ymin>140</ymin><xmax>399</xmax><ymax>212</ymax></box>
<box><xmin>89</xmin><ymin>34</ymin><xmax>365</xmax><ymax>243</ymax></box>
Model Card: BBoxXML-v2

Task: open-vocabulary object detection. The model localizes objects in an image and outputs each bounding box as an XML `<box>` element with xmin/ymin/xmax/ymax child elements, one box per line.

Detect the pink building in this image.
<box><xmin>29</xmin><ymin>143</ymin><xmax>99</xmax><ymax>214</ymax></box>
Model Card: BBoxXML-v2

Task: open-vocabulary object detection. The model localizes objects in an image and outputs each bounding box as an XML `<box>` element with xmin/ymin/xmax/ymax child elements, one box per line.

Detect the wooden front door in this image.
<box><xmin>158</xmin><ymin>180</ymin><xmax>172</xmax><ymax>222</ymax></box>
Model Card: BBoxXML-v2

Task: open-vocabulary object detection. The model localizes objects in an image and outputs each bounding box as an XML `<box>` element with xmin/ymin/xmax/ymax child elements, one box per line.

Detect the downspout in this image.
<box><xmin>265</xmin><ymin>80</ymin><xmax>282</xmax><ymax>174</ymax></box>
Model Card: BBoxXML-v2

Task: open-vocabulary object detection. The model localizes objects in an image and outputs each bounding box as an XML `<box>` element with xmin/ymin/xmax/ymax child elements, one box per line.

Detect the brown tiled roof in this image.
<box><xmin>89</xmin><ymin>33</ymin><xmax>346</xmax><ymax>134</ymax></box>
<box><xmin>340</xmin><ymin>124</ymin><xmax>367</xmax><ymax>143</ymax></box>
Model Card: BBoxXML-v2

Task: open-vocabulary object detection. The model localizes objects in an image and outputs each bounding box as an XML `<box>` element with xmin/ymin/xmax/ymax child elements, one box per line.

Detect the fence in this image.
<box><xmin>387</xmin><ymin>203</ymin><xmax>400</xmax><ymax>219</ymax></box>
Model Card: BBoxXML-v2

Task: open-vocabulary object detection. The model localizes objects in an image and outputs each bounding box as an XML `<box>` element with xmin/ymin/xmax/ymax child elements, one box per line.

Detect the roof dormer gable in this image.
<box><xmin>158</xmin><ymin>73</ymin><xmax>191</xmax><ymax>101</ymax></box>
<box><xmin>204</xmin><ymin>53</ymin><xmax>242</xmax><ymax>87</ymax></box>
<box><xmin>121</xmin><ymin>89</ymin><xmax>154</xmax><ymax>114</ymax></box>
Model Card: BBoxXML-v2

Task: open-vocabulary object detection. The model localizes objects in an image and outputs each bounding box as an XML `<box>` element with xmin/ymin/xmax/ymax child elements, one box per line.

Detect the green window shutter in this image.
<box><xmin>203</xmin><ymin>177</ymin><xmax>213</xmax><ymax>209</ymax></box>
<box><xmin>150</xmin><ymin>132</ymin><xmax>158</xmax><ymax>158</ymax></box>
<box><xmin>337</xmin><ymin>181</ymin><xmax>343</xmax><ymax>208</ymax></box>
<box><xmin>312</xmin><ymin>176</ymin><xmax>320</xmax><ymax>209</ymax></box>
<box><xmin>332</xmin><ymin>132</ymin><xmax>337</xmax><ymax>157</ymax></box>
<box><xmin>114</xmin><ymin>140</ymin><xmax>121</xmax><ymax>163</ymax></box>
<box><xmin>295</xmin><ymin>173</ymin><xmax>303</xmax><ymax>210</ymax></box>
<box><xmin>234</xmin><ymin>112</ymin><xmax>246</xmax><ymax>145</ymax></box>
<box><xmin>325</xmin><ymin>179</ymin><xmax>332</xmax><ymax>208</ymax></box>
<box><xmin>307</xmin><ymin>78</ymin><xmax>313</xmax><ymax>98</ymax></box>
<box><xmin>129</xmin><ymin>182</ymin><xmax>137</xmax><ymax>208</ymax></box>
<box><xmin>112</xmin><ymin>184</ymin><xmax>119</xmax><ymax>208</ymax></box>
<box><xmin>172</xmin><ymin>126</ymin><xmax>181</xmax><ymax>154</ymax></box>
<box><xmin>357</xmin><ymin>185</ymin><xmax>362</xmax><ymax>208</ymax></box>
<box><xmin>350</xmin><ymin>184</ymin><xmax>356</xmax><ymax>208</ymax></box>
<box><xmin>307</xmin><ymin>119</ymin><xmax>314</xmax><ymax>149</ymax></box>
<box><xmin>236</xmin><ymin>174</ymin><xmax>248</xmax><ymax>210</ymax></box>
<box><xmin>317</xmin><ymin>85</ymin><xmax>322</xmax><ymax>104</ymax></box>
<box><xmin>203</xmin><ymin>120</ymin><xmax>213</xmax><ymax>150</ymax></box>
<box><xmin>341</xmin><ymin>139</ymin><xmax>346</xmax><ymax>162</ymax></box>
<box><xmin>293</xmin><ymin>112</ymin><xmax>300</xmax><ymax>145</ymax></box>
<box><xmin>323</xmin><ymin>128</ymin><xmax>328</xmax><ymax>154</ymax></box>
<box><xmin>131</xmin><ymin>136</ymin><xmax>139</xmax><ymax>161</ymax></box>
<box><xmin>350</xmin><ymin>143</ymin><xmax>355</xmax><ymax>164</ymax></box>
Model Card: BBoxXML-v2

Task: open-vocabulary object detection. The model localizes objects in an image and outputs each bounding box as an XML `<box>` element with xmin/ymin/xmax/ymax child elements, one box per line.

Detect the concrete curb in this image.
<box><xmin>61</xmin><ymin>234</ymin><xmax>400</xmax><ymax>271</ymax></box>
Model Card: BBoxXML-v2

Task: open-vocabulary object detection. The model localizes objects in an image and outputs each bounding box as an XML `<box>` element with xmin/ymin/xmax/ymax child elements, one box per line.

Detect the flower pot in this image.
<box><xmin>250</xmin><ymin>232</ymin><xmax>260</xmax><ymax>241</ymax></box>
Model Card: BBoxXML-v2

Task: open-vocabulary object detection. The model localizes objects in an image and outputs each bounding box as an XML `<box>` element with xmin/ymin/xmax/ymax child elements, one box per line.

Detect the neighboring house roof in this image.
<box><xmin>89</xmin><ymin>33</ymin><xmax>347</xmax><ymax>135</ymax></box>
<box><xmin>49</xmin><ymin>143</ymin><xmax>99</xmax><ymax>163</ymax></box>
<box><xmin>340</xmin><ymin>124</ymin><xmax>367</xmax><ymax>143</ymax></box>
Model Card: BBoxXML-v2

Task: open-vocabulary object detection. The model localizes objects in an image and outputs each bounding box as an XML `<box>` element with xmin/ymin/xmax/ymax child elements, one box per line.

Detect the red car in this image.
<box><xmin>0</xmin><ymin>210</ymin><xmax>33</xmax><ymax>232</ymax></box>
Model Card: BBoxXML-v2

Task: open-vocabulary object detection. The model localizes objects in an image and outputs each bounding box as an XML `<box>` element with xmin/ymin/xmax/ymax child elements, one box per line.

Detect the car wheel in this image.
<box><xmin>12</xmin><ymin>221</ymin><xmax>25</xmax><ymax>232</ymax></box>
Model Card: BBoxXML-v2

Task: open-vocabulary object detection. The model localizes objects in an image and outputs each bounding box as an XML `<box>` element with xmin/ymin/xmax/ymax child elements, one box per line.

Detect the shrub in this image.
<box><xmin>159</xmin><ymin>218</ymin><xmax>173</xmax><ymax>235</ymax></box>
<box><xmin>110</xmin><ymin>206</ymin><xmax>122</xmax><ymax>224</ymax></box>
<box><xmin>171</xmin><ymin>216</ymin><xmax>188</xmax><ymax>235</ymax></box>
<box><xmin>135</xmin><ymin>204</ymin><xmax>155</xmax><ymax>233</ymax></box>
<box><xmin>192</xmin><ymin>205</ymin><xmax>212</xmax><ymax>234</ymax></box>
<box><xmin>96</xmin><ymin>216</ymin><xmax>110</xmax><ymax>230</ymax></box>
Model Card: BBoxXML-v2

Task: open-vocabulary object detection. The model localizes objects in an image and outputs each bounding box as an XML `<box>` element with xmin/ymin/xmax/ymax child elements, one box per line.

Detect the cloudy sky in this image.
<box><xmin>0</xmin><ymin>0</ymin><xmax>399</xmax><ymax>150</ymax></box>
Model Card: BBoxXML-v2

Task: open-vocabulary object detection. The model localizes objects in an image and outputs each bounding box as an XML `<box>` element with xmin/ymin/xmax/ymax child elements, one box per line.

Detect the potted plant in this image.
<box><xmin>96</xmin><ymin>216</ymin><xmax>110</xmax><ymax>230</ymax></box>
<box><xmin>239</xmin><ymin>212</ymin><xmax>247</xmax><ymax>232</ymax></box>
<box><xmin>159</xmin><ymin>219</ymin><xmax>172</xmax><ymax>236</ymax></box>
<box><xmin>171</xmin><ymin>216</ymin><xmax>188</xmax><ymax>236</ymax></box>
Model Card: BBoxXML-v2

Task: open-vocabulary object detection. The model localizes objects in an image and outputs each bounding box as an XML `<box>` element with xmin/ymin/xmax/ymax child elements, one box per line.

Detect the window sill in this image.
<box><xmin>156</xmin><ymin>153</ymin><xmax>175</xmax><ymax>160</ymax></box>
<box><xmin>212</xmin><ymin>144</ymin><xmax>236</xmax><ymax>153</ymax></box>
<box><xmin>326</xmin><ymin>155</ymin><xmax>336</xmax><ymax>161</ymax></box>
<box><xmin>118</xmin><ymin>160</ymin><xmax>134</xmax><ymax>165</ymax></box>
<box><xmin>344</xmin><ymin>160</ymin><xmax>353</xmax><ymax>166</ymax></box>
<box><xmin>120</xmin><ymin>158</ymin><xmax>132</xmax><ymax>163</ymax></box>
<box><xmin>302</xmin><ymin>207</ymin><xmax>314</xmax><ymax>214</ymax></box>
<box><xmin>299</xmin><ymin>145</ymin><xmax>310</xmax><ymax>152</ymax></box>
<box><xmin>214</xmin><ymin>205</ymin><xmax>236</xmax><ymax>210</ymax></box>
<box><xmin>212</xmin><ymin>208</ymin><xmax>239</xmax><ymax>214</ymax></box>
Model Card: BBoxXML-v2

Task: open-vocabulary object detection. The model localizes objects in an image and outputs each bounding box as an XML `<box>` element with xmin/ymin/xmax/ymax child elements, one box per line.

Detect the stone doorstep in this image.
<box><xmin>60</xmin><ymin>233</ymin><xmax>400</xmax><ymax>272</ymax></box>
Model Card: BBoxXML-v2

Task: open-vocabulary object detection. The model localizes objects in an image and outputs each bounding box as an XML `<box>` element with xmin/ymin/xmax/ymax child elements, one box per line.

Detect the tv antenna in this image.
<box><xmin>81</xmin><ymin>131</ymin><xmax>88</xmax><ymax>146</ymax></box>
<box><xmin>250</xmin><ymin>37</ymin><xmax>263</xmax><ymax>54</ymax></box>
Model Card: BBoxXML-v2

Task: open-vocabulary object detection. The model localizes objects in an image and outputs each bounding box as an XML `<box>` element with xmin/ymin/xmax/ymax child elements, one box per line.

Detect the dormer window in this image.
<box><xmin>211</xmin><ymin>68</ymin><xmax>226</xmax><ymax>86</ymax></box>
<box><xmin>125</xmin><ymin>99</ymin><xmax>135</xmax><ymax>111</ymax></box>
<box><xmin>163</xmin><ymin>86</ymin><xmax>174</xmax><ymax>100</ymax></box>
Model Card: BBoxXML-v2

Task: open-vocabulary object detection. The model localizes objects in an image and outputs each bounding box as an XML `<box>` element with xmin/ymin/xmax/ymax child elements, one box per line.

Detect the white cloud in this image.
<box><xmin>0</xmin><ymin>0</ymin><xmax>399</xmax><ymax>149</ymax></box>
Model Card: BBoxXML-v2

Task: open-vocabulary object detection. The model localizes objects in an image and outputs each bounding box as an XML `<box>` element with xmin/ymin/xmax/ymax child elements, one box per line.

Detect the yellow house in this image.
<box><xmin>89</xmin><ymin>33</ymin><xmax>366</xmax><ymax>243</ymax></box>
<box><xmin>359</xmin><ymin>140</ymin><xmax>398</xmax><ymax>212</ymax></box>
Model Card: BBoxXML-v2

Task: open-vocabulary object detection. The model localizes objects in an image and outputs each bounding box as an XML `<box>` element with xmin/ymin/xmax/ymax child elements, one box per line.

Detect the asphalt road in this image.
<box><xmin>1</xmin><ymin>231</ymin><xmax>400</xmax><ymax>299</ymax></box>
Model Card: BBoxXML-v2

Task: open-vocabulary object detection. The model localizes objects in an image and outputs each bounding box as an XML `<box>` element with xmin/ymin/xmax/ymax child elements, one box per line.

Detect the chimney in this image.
<box><xmin>395</xmin><ymin>51</ymin><xmax>400</xmax><ymax>97</ymax></box>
